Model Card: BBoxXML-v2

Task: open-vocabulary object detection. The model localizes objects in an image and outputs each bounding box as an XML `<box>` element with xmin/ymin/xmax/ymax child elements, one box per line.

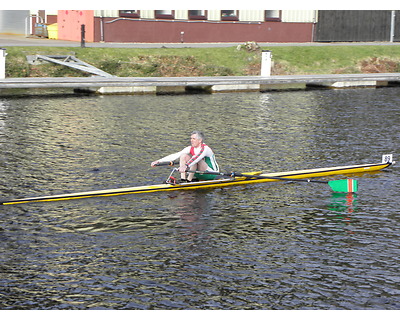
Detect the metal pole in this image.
<box><xmin>81</xmin><ymin>24</ymin><xmax>86</xmax><ymax>48</ymax></box>
<box><xmin>390</xmin><ymin>10</ymin><xmax>396</xmax><ymax>42</ymax></box>
<box><xmin>100</xmin><ymin>10</ymin><xmax>104</xmax><ymax>42</ymax></box>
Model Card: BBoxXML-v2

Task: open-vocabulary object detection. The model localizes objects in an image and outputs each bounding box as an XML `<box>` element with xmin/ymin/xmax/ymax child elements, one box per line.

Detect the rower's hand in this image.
<box><xmin>151</xmin><ymin>161</ymin><xmax>159</xmax><ymax>167</ymax></box>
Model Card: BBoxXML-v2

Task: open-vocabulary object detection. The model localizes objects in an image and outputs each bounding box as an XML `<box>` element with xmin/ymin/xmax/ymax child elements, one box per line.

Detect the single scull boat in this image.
<box><xmin>0</xmin><ymin>155</ymin><xmax>394</xmax><ymax>205</ymax></box>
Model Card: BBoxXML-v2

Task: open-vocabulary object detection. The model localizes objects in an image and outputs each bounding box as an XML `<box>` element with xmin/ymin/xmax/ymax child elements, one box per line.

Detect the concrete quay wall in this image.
<box><xmin>0</xmin><ymin>73</ymin><xmax>400</xmax><ymax>95</ymax></box>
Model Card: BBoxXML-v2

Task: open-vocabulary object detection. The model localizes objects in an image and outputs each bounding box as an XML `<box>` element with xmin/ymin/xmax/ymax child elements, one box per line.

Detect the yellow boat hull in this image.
<box><xmin>0</xmin><ymin>161</ymin><xmax>393</xmax><ymax>205</ymax></box>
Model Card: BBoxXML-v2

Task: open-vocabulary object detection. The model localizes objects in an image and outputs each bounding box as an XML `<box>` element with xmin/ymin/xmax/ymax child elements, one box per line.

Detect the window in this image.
<box><xmin>155</xmin><ymin>10</ymin><xmax>175</xmax><ymax>19</ymax></box>
<box><xmin>188</xmin><ymin>10</ymin><xmax>207</xmax><ymax>20</ymax></box>
<box><xmin>265</xmin><ymin>10</ymin><xmax>281</xmax><ymax>21</ymax></box>
<box><xmin>221</xmin><ymin>10</ymin><xmax>239</xmax><ymax>21</ymax></box>
<box><xmin>119</xmin><ymin>10</ymin><xmax>140</xmax><ymax>18</ymax></box>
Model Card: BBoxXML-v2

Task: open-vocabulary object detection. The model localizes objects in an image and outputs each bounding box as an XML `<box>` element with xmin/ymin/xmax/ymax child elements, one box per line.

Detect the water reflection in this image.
<box><xmin>0</xmin><ymin>100</ymin><xmax>8</xmax><ymax>134</ymax></box>
<box><xmin>328</xmin><ymin>192</ymin><xmax>358</xmax><ymax>214</ymax></box>
<box><xmin>167</xmin><ymin>191</ymin><xmax>213</xmax><ymax>249</ymax></box>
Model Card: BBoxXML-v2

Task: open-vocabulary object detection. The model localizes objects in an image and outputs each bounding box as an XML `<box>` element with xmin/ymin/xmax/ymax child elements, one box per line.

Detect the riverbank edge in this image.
<box><xmin>1</xmin><ymin>73</ymin><xmax>400</xmax><ymax>96</ymax></box>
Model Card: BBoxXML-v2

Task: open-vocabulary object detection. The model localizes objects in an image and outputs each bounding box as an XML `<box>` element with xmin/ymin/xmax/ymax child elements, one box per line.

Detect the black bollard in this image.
<box><xmin>81</xmin><ymin>24</ymin><xmax>85</xmax><ymax>48</ymax></box>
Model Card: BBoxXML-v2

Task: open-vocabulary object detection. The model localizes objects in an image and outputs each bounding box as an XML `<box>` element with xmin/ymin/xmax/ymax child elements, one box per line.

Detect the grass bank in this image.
<box><xmin>4</xmin><ymin>44</ymin><xmax>400</xmax><ymax>78</ymax></box>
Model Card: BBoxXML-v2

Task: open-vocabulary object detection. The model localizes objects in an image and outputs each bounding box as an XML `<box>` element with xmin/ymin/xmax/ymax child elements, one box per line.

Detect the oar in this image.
<box><xmin>153</xmin><ymin>161</ymin><xmax>178</xmax><ymax>167</ymax></box>
<box><xmin>187</xmin><ymin>170</ymin><xmax>358</xmax><ymax>193</ymax></box>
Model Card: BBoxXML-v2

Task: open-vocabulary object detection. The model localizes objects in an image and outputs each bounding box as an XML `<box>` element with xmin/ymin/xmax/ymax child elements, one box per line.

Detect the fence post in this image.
<box><xmin>261</xmin><ymin>50</ymin><xmax>272</xmax><ymax>76</ymax></box>
<box><xmin>81</xmin><ymin>24</ymin><xmax>86</xmax><ymax>48</ymax></box>
<box><xmin>0</xmin><ymin>48</ymin><xmax>7</xmax><ymax>79</ymax></box>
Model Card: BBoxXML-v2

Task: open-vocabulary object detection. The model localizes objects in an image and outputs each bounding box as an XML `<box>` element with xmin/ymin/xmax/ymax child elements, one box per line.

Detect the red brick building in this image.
<box><xmin>33</xmin><ymin>10</ymin><xmax>317</xmax><ymax>43</ymax></box>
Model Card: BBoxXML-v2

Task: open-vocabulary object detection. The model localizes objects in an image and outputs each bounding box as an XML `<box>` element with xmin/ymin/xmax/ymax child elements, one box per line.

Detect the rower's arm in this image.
<box><xmin>156</xmin><ymin>146</ymin><xmax>190</xmax><ymax>163</ymax></box>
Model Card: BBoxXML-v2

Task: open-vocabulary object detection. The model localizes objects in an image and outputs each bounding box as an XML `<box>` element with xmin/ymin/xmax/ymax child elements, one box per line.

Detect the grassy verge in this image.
<box><xmin>4</xmin><ymin>44</ymin><xmax>400</xmax><ymax>78</ymax></box>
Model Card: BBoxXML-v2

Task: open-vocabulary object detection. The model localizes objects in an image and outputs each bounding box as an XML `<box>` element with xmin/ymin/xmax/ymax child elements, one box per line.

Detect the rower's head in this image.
<box><xmin>190</xmin><ymin>131</ymin><xmax>204</xmax><ymax>147</ymax></box>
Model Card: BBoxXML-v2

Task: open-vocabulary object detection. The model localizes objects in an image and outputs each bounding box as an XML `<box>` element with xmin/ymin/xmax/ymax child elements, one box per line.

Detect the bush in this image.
<box><xmin>359</xmin><ymin>57</ymin><xmax>400</xmax><ymax>73</ymax></box>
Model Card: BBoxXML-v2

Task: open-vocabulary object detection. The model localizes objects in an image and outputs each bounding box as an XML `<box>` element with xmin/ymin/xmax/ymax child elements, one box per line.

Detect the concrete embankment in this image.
<box><xmin>1</xmin><ymin>73</ymin><xmax>400</xmax><ymax>95</ymax></box>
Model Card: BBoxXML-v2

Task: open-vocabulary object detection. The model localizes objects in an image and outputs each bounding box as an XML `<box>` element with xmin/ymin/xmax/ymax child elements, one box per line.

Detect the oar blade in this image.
<box><xmin>328</xmin><ymin>179</ymin><xmax>358</xmax><ymax>193</ymax></box>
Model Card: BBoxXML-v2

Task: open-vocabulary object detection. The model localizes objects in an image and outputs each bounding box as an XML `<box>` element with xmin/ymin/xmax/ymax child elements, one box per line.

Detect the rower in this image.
<box><xmin>151</xmin><ymin>131</ymin><xmax>219</xmax><ymax>182</ymax></box>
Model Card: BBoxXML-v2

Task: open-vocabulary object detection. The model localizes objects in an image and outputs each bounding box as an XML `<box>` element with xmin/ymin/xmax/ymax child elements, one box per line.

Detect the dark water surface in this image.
<box><xmin>0</xmin><ymin>88</ymin><xmax>399</xmax><ymax>309</ymax></box>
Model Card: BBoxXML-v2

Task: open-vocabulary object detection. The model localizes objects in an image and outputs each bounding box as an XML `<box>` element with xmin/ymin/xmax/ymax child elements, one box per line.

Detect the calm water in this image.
<box><xmin>0</xmin><ymin>87</ymin><xmax>399</xmax><ymax>310</ymax></box>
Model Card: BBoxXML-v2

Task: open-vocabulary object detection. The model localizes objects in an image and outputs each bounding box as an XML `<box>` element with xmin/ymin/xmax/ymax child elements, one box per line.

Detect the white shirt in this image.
<box><xmin>157</xmin><ymin>144</ymin><xmax>219</xmax><ymax>171</ymax></box>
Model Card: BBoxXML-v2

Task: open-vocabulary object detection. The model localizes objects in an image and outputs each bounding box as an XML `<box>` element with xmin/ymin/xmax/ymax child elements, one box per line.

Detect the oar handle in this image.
<box><xmin>186</xmin><ymin>170</ymin><xmax>227</xmax><ymax>176</ymax></box>
<box><xmin>154</xmin><ymin>161</ymin><xmax>177</xmax><ymax>167</ymax></box>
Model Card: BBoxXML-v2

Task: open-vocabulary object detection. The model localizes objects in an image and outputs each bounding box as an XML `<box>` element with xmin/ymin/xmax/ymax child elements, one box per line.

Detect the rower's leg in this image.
<box><xmin>187</xmin><ymin>159</ymin><xmax>208</xmax><ymax>181</ymax></box>
<box><xmin>179</xmin><ymin>154</ymin><xmax>191</xmax><ymax>179</ymax></box>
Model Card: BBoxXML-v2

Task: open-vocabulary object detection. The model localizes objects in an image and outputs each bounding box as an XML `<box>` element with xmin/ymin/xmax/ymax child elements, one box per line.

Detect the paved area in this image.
<box><xmin>1</xmin><ymin>34</ymin><xmax>400</xmax><ymax>48</ymax></box>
